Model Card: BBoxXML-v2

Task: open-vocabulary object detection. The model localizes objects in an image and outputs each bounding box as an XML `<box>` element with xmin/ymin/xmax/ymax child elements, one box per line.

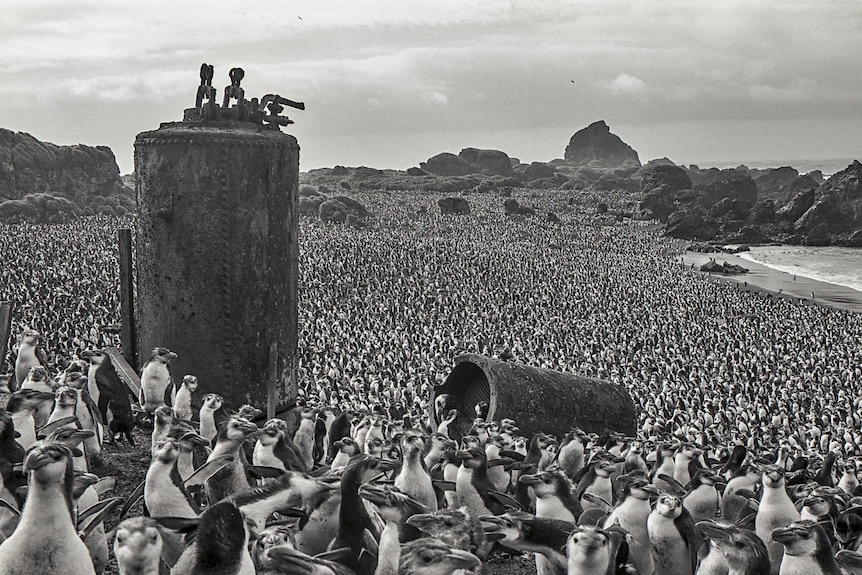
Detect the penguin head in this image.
<box><xmin>771</xmin><ymin>520</ymin><xmax>830</xmax><ymax>557</ymax></box>
<box><xmin>653</xmin><ymin>494</ymin><xmax>683</xmax><ymax>518</ymax></box>
<box><xmin>364</xmin><ymin>437</ymin><xmax>384</xmax><ymax>456</ymax></box>
<box><xmin>618</xmin><ymin>473</ymin><xmax>659</xmax><ymax>500</ymax></box>
<box><xmin>64</xmin><ymin>372</ymin><xmax>86</xmax><ymax>390</ymax></box>
<box><xmin>71</xmin><ymin>470</ymin><xmax>100</xmax><ymax>499</ymax></box>
<box><xmin>334</xmin><ymin>437</ymin><xmax>359</xmax><ymax>455</ymax></box>
<box><xmin>182</xmin><ymin>375</ymin><xmax>199</xmax><ymax>392</ymax></box>
<box><xmin>219</xmin><ymin>416</ymin><xmax>258</xmax><ymax>444</ymax></box>
<box><xmin>54</xmin><ymin>385</ymin><xmax>78</xmax><ymax>408</ymax></box>
<box><xmin>153</xmin><ymin>439</ymin><xmax>180</xmax><ymax>463</ymax></box>
<box><xmin>151</xmin><ymin>348</ymin><xmax>178</xmax><ymax>364</ymax></box>
<box><xmin>477</xmin><ymin>512</ymin><xmax>526</xmax><ymax>545</ymax></box>
<box><xmin>455</xmin><ymin>448</ymin><xmax>486</xmax><ymax>469</ymax></box>
<box><xmin>6</xmin><ymin>389</ymin><xmax>55</xmax><ymax>412</ymax></box>
<box><xmin>80</xmin><ymin>349</ymin><xmax>107</xmax><ymax>365</ymax></box>
<box><xmin>698</xmin><ymin>520</ymin><xmax>769</xmax><ymax>572</ymax></box>
<box><xmin>761</xmin><ymin>464</ymin><xmax>786</xmax><ymax>488</ymax></box>
<box><xmin>46</xmin><ymin>426</ymin><xmax>95</xmax><ymax>450</ymax></box>
<box><xmin>801</xmin><ymin>492</ymin><xmax>833</xmax><ymax>517</ymax></box>
<box><xmin>520</xmin><ymin>470</ymin><xmax>572</xmax><ymax>498</ymax></box>
<box><xmin>153</xmin><ymin>406</ymin><xmax>174</xmax><ymax>426</ymax></box>
<box><xmin>202</xmin><ymin>393</ymin><xmax>224</xmax><ymax>410</ymax></box>
<box><xmin>399</xmin><ymin>538</ymin><xmax>481</xmax><ymax>575</ymax></box>
<box><xmin>399</xmin><ymin>431</ymin><xmax>425</xmax><ymax>454</ymax></box>
<box><xmin>21</xmin><ymin>329</ymin><xmax>40</xmax><ymax>344</ymax></box>
<box><xmin>567</xmin><ymin>525</ymin><xmax>611</xmax><ymax>556</ymax></box>
<box><xmin>114</xmin><ymin>517</ymin><xmax>163</xmax><ymax>573</ymax></box>
<box><xmin>251</xmin><ymin>523</ymin><xmax>295</xmax><ymax>569</ymax></box>
<box><xmin>460</xmin><ymin>435</ymin><xmax>481</xmax><ymax>450</ymax></box>
<box><xmin>24</xmin><ymin>443</ymin><xmax>75</xmax><ymax>484</ymax></box>
<box><xmin>27</xmin><ymin>365</ymin><xmax>49</xmax><ymax>382</ymax></box>
<box><xmin>359</xmin><ymin>483</ymin><xmax>429</xmax><ymax>522</ymax></box>
<box><xmin>429</xmin><ymin>433</ymin><xmax>456</xmax><ymax>452</ymax></box>
<box><xmin>175</xmin><ymin>430</ymin><xmax>209</xmax><ymax>450</ymax></box>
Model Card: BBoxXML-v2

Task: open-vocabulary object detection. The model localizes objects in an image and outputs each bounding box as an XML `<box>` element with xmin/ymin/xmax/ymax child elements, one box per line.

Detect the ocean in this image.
<box><xmin>697</xmin><ymin>158</ymin><xmax>857</xmax><ymax>177</ymax></box>
<box><xmin>737</xmin><ymin>246</ymin><xmax>862</xmax><ymax>293</ymax></box>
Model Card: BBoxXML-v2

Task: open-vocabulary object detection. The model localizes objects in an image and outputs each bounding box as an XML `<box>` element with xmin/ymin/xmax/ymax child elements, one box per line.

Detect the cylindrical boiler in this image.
<box><xmin>431</xmin><ymin>354</ymin><xmax>637</xmax><ymax>439</ymax></box>
<box><xmin>134</xmin><ymin>116</ymin><xmax>298</xmax><ymax>409</ymax></box>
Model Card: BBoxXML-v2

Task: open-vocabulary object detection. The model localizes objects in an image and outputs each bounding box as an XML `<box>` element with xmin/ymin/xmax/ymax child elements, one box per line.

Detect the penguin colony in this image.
<box><xmin>4</xmin><ymin>344</ymin><xmax>862</xmax><ymax>574</ymax></box>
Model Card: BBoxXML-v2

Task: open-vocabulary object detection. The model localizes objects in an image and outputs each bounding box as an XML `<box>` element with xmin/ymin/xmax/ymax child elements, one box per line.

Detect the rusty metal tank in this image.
<box><xmin>431</xmin><ymin>354</ymin><xmax>637</xmax><ymax>439</ymax></box>
<box><xmin>134</xmin><ymin>64</ymin><xmax>304</xmax><ymax>410</ymax></box>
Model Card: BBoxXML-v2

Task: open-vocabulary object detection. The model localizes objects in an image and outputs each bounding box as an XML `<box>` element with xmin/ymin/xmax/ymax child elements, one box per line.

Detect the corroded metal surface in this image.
<box><xmin>432</xmin><ymin>353</ymin><xmax>637</xmax><ymax>439</ymax></box>
<box><xmin>134</xmin><ymin>65</ymin><xmax>300</xmax><ymax>409</ymax></box>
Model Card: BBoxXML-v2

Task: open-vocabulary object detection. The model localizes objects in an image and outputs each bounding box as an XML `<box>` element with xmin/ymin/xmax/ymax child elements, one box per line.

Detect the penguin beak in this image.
<box><xmin>24</xmin><ymin>448</ymin><xmax>53</xmax><ymax>472</ymax></box>
<box><xmin>642</xmin><ymin>483</ymin><xmax>660</xmax><ymax>496</ymax></box>
<box><xmin>519</xmin><ymin>474</ymin><xmax>541</xmax><ymax>486</ymax></box>
<box><xmin>240</xmin><ymin>421</ymin><xmax>258</xmax><ymax>435</ymax></box>
<box><xmin>696</xmin><ymin>520</ymin><xmax>729</xmax><ymax>541</ymax></box>
<box><xmin>445</xmin><ymin>549</ymin><xmax>481</xmax><ymax>571</ymax></box>
<box><xmin>333</xmin><ymin>440</ymin><xmax>345</xmax><ymax>448</ymax></box>
<box><xmin>455</xmin><ymin>450</ymin><xmax>472</xmax><ymax>460</ymax></box>
<box><xmin>80</xmin><ymin>350</ymin><xmax>94</xmax><ymax>358</ymax></box>
<box><xmin>771</xmin><ymin>526</ymin><xmax>802</xmax><ymax>544</ymax></box>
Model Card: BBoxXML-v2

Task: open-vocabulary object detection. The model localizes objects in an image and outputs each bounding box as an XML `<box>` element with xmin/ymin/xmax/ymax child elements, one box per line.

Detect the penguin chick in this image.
<box><xmin>114</xmin><ymin>517</ymin><xmax>163</xmax><ymax>575</ymax></box>
<box><xmin>14</xmin><ymin>328</ymin><xmax>44</xmax><ymax>393</ymax></box>
<box><xmin>698</xmin><ymin>519</ymin><xmax>770</xmax><ymax>575</ymax></box>
<box><xmin>173</xmin><ymin>375</ymin><xmax>198</xmax><ymax>422</ymax></box>
<box><xmin>199</xmin><ymin>393</ymin><xmax>225</xmax><ymax>443</ymax></box>
<box><xmin>771</xmin><ymin>520</ymin><xmax>842</xmax><ymax>575</ymax></box>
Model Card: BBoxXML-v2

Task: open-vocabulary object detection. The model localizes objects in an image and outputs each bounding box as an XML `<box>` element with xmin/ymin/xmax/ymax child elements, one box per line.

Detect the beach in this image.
<box><xmin>682</xmin><ymin>250</ymin><xmax>862</xmax><ymax>314</ymax></box>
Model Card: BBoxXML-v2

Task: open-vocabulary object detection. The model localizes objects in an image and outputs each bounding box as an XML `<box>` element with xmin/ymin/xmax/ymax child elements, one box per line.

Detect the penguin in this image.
<box><xmin>651</xmin><ymin>442</ymin><xmax>678</xmax><ymax>492</ymax></box>
<box><xmin>836</xmin><ymin>507</ymin><xmax>862</xmax><ymax>551</ymax></box>
<box><xmin>722</xmin><ymin>465</ymin><xmax>762</xmax><ymax>526</ymax></box>
<box><xmin>684</xmin><ymin>467</ymin><xmax>721</xmax><ymax>522</ymax></box>
<box><xmin>771</xmin><ymin>520</ymin><xmax>843</xmax><ymax>575</ymax></box>
<box><xmin>436</xmin><ymin>409</ymin><xmax>458</xmax><ymax>439</ymax></box>
<box><xmin>20</xmin><ymin>365</ymin><xmax>53</xmax><ymax>393</ymax></box>
<box><xmin>352</xmin><ymin>415</ymin><xmax>371</xmax><ymax>454</ymax></box>
<box><xmin>5</xmin><ymin>389</ymin><xmax>54</xmax><ymax>451</ymax></box>
<box><xmin>64</xmin><ymin>374</ymin><xmax>103</xmax><ymax>460</ymax></box>
<box><xmin>46</xmin><ymin>385</ymin><xmax>91</xmax><ymax>470</ymax></box>
<box><xmin>79</xmin><ymin>349</ymin><xmax>134</xmax><ymax>442</ymax></box>
<box><xmin>839</xmin><ymin>459</ymin><xmax>860</xmax><ymax>496</ymax></box>
<box><xmin>326</xmin><ymin>409</ymin><xmax>352</xmax><ymax>464</ymax></box>
<box><xmin>423</xmin><ymin>432</ymin><xmax>455</xmax><ymax>470</ymax></box>
<box><xmin>312</xmin><ymin>408</ymin><xmax>328</xmax><ymax>465</ymax></box>
<box><xmin>150</xmin><ymin>405</ymin><xmax>175</xmax><ymax>455</ymax></box>
<box><xmin>814</xmin><ymin>451</ymin><xmax>837</xmax><ymax>487</ymax></box>
<box><xmin>433</xmin><ymin>394</ymin><xmax>456</xmax><ymax>430</ymax></box>
<box><xmin>0</xmin><ymin>408</ymin><xmax>25</xmax><ymax>513</ymax></box>
<box><xmin>697</xmin><ymin>519</ymin><xmax>770</xmax><ymax>575</ymax></box>
<box><xmin>0</xmin><ymin>443</ymin><xmax>95</xmax><ymax>575</ymax></box>
<box><xmin>330</xmin><ymin>437</ymin><xmax>360</xmax><ymax>471</ymax></box>
<box><xmin>674</xmin><ymin>444</ymin><xmax>703</xmax><ymax>486</ymax></box>
<box><xmin>604</xmin><ymin>473</ymin><xmax>659</xmax><ymax>575</ymax></box>
<box><xmin>358</xmin><ymin>482</ymin><xmax>429</xmax><ymax>548</ymax></box>
<box><xmin>394</xmin><ymin>431</ymin><xmax>437</xmax><ymax>511</ymax></box>
<box><xmin>199</xmin><ymin>393</ymin><xmax>224</xmax><ymax>443</ymax></box>
<box><xmin>566</xmin><ymin>525</ymin><xmax>612</xmax><ymax>575</ymax></box>
<box><xmin>576</xmin><ymin>459</ymin><xmax>616</xmax><ymax>512</ymax></box>
<box><xmin>205</xmin><ymin>415</ymin><xmax>258</xmax><ymax>504</ymax></box>
<box><xmin>173</xmin><ymin>375</ymin><xmax>198</xmax><ymax>422</ymax></box>
<box><xmin>484</xmin><ymin>435</ymin><xmax>511</xmax><ymax>493</ymax></box>
<box><xmin>521</xmin><ymin>470</ymin><xmax>582</xmax><ymax>575</ymax></box>
<box><xmin>13</xmin><ymin>328</ymin><xmax>44</xmax><ymax>393</ymax></box>
<box><xmin>647</xmin><ymin>493</ymin><xmax>703</xmax><ymax>575</ymax></box>
<box><xmin>624</xmin><ymin>440</ymin><xmax>650</xmax><ymax>475</ymax></box>
<box><xmin>165</xmin><ymin>501</ymin><xmax>255</xmax><ymax>575</ymax></box>
<box><xmin>113</xmin><ymin>517</ymin><xmax>164</xmax><ymax>575</ymax></box>
<box><xmin>252</xmin><ymin>419</ymin><xmax>307</xmax><ymax>474</ymax></box>
<box><xmin>755</xmin><ymin>464</ymin><xmax>800</xmax><ymax>574</ymax></box>
<box><xmin>479</xmin><ymin>511</ymin><xmax>569</xmax><ymax>573</ymax></box>
<box><xmin>173</xmin><ymin>428</ymin><xmax>209</xmax><ymax>483</ymax></box>
<box><xmin>333</xmin><ymin>456</ymin><xmax>390</xmax><ymax>572</ymax></box>
<box><xmin>139</xmin><ymin>347</ymin><xmax>177</xmax><ymax>414</ymax></box>
<box><xmin>558</xmin><ymin>428</ymin><xmax>588</xmax><ymax>479</ymax></box>
<box><xmin>720</xmin><ymin>445</ymin><xmax>748</xmax><ymax>479</ymax></box>
<box><xmin>455</xmin><ymin>447</ymin><xmax>507</xmax><ymax>518</ymax></box>
<box><xmin>293</xmin><ymin>408</ymin><xmax>317</xmax><ymax>470</ymax></box>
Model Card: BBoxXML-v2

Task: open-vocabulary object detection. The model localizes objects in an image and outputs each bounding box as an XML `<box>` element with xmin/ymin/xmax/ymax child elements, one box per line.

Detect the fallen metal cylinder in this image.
<box><xmin>431</xmin><ymin>353</ymin><xmax>637</xmax><ymax>439</ymax></box>
<box><xmin>134</xmin><ymin>120</ymin><xmax>298</xmax><ymax>409</ymax></box>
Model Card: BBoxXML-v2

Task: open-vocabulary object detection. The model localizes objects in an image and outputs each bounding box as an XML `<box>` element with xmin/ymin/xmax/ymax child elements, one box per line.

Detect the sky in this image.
<box><xmin>1</xmin><ymin>0</ymin><xmax>861</xmax><ymax>175</ymax></box>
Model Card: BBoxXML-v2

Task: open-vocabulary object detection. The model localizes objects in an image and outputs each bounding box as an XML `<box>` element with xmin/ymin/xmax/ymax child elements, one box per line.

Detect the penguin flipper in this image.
<box><xmin>657</xmin><ymin>473</ymin><xmax>687</xmax><ymax>497</ymax></box>
<box><xmin>837</xmin><ymin>549</ymin><xmax>862</xmax><ymax>573</ymax></box>
<box><xmin>119</xmin><ymin>480</ymin><xmax>146</xmax><ymax>522</ymax></box>
<box><xmin>94</xmin><ymin>476</ymin><xmax>117</xmax><ymax>496</ymax></box>
<box><xmin>0</xmin><ymin>499</ymin><xmax>20</xmax><ymax>516</ymax></box>
<box><xmin>247</xmin><ymin>465</ymin><xmax>286</xmax><ymax>480</ymax></box>
<box><xmin>77</xmin><ymin>497</ymin><xmax>124</xmax><ymax>539</ymax></box>
<box><xmin>184</xmin><ymin>455</ymin><xmax>234</xmax><ymax>489</ymax></box>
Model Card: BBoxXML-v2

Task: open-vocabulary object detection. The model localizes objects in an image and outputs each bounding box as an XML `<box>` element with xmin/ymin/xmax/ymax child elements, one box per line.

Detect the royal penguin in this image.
<box><xmin>80</xmin><ymin>349</ymin><xmax>134</xmax><ymax>443</ymax></box>
<box><xmin>484</xmin><ymin>434</ymin><xmax>511</xmax><ymax>493</ymax></box>
<box><xmin>521</xmin><ymin>470</ymin><xmax>582</xmax><ymax>575</ymax></box>
<box><xmin>114</xmin><ymin>517</ymin><xmax>164</xmax><ymax>575</ymax></box>
<box><xmin>358</xmin><ymin>483</ymin><xmax>429</xmax><ymax>559</ymax></box>
<box><xmin>0</xmin><ymin>443</ymin><xmax>95</xmax><ymax>575</ymax></box>
<box><xmin>199</xmin><ymin>393</ymin><xmax>224</xmax><ymax>444</ymax></box>
<box><xmin>674</xmin><ymin>444</ymin><xmax>703</xmax><ymax>486</ymax></box>
<box><xmin>13</xmin><ymin>328</ymin><xmax>44</xmax><ymax>393</ymax></box>
<box><xmin>566</xmin><ymin>525</ymin><xmax>612</xmax><ymax>575</ymax></box>
<box><xmin>252</xmin><ymin>418</ymin><xmax>307</xmax><ymax>475</ymax></box>
<box><xmin>455</xmin><ymin>447</ymin><xmax>505</xmax><ymax>519</ymax></box>
<box><xmin>205</xmin><ymin>415</ymin><xmax>258</xmax><ymax>504</ymax></box>
<box><xmin>172</xmin><ymin>375</ymin><xmax>198</xmax><ymax>422</ymax></box>
<box><xmin>398</xmin><ymin>538</ymin><xmax>481</xmax><ymax>575</ymax></box>
<box><xmin>557</xmin><ymin>429</ymin><xmax>588</xmax><ymax>480</ymax></box>
<box><xmin>723</xmin><ymin>465</ymin><xmax>762</xmax><ymax>526</ymax></box>
<box><xmin>436</xmin><ymin>409</ymin><xmax>458</xmax><ymax>439</ymax></box>
<box><xmin>395</xmin><ymin>431</ymin><xmax>437</xmax><ymax>511</ymax></box>
<box><xmin>839</xmin><ymin>459</ymin><xmax>860</xmax><ymax>496</ymax></box>
<box><xmin>755</xmin><ymin>465</ymin><xmax>800</xmax><ymax>574</ymax></box>
<box><xmin>139</xmin><ymin>347</ymin><xmax>177</xmax><ymax>414</ymax></box>
<box><xmin>478</xmin><ymin>511</ymin><xmax>569</xmax><ymax>572</ymax></box>
<box><xmin>605</xmin><ymin>473</ymin><xmax>659</xmax><ymax>575</ymax></box>
<box><xmin>5</xmin><ymin>389</ymin><xmax>54</xmax><ymax>452</ymax></box>
<box><xmin>63</xmin><ymin>373</ymin><xmax>103</xmax><ymax>459</ymax></box>
<box><xmin>166</xmin><ymin>501</ymin><xmax>255</xmax><ymax>575</ymax></box>
<box><xmin>647</xmin><ymin>492</ymin><xmax>703</xmax><ymax>575</ymax></box>
<box><xmin>576</xmin><ymin>458</ymin><xmax>616</xmax><ymax>512</ymax></box>
<box><xmin>684</xmin><ymin>467</ymin><xmax>721</xmax><ymax>522</ymax></box>
<box><xmin>423</xmin><ymin>432</ymin><xmax>455</xmax><ymax>470</ymax></box>
<box><xmin>651</xmin><ymin>442</ymin><xmax>679</xmax><ymax>490</ymax></box>
<box><xmin>293</xmin><ymin>408</ymin><xmax>318</xmax><ymax>470</ymax></box>
<box><xmin>624</xmin><ymin>440</ymin><xmax>650</xmax><ymax>475</ymax></box>
<box><xmin>698</xmin><ymin>519</ymin><xmax>770</xmax><ymax>575</ymax></box>
<box><xmin>330</xmin><ymin>437</ymin><xmax>360</xmax><ymax>471</ymax></box>
<box><xmin>771</xmin><ymin>520</ymin><xmax>842</xmax><ymax>575</ymax></box>
<box><xmin>150</xmin><ymin>405</ymin><xmax>175</xmax><ymax>455</ymax></box>
<box><xmin>326</xmin><ymin>409</ymin><xmax>352</xmax><ymax>464</ymax></box>
<box><xmin>0</xmin><ymin>408</ymin><xmax>25</xmax><ymax>509</ymax></box>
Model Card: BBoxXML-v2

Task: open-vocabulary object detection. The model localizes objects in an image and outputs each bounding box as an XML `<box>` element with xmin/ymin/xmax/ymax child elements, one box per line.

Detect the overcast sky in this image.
<box><xmin>2</xmin><ymin>0</ymin><xmax>860</xmax><ymax>174</ymax></box>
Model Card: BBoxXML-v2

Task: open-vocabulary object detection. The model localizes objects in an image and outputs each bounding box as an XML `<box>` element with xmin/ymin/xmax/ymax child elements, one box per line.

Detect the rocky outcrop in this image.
<box><xmin>777</xmin><ymin>187</ymin><xmax>816</xmax><ymax>222</ymax></box>
<box><xmin>793</xmin><ymin>162</ymin><xmax>862</xmax><ymax>237</ymax></box>
<box><xmin>638</xmin><ymin>165</ymin><xmax>693</xmax><ymax>221</ymax></box>
<box><xmin>503</xmin><ymin>198</ymin><xmax>535</xmax><ymax>216</ymax></box>
<box><xmin>458</xmin><ymin>148</ymin><xmax>515</xmax><ymax>177</ymax></box>
<box><xmin>564</xmin><ymin>121</ymin><xmax>640</xmax><ymax>169</ymax></box>
<box><xmin>437</xmin><ymin>197</ymin><xmax>471</xmax><ymax>215</ymax></box>
<box><xmin>420</xmin><ymin>153</ymin><xmax>474</xmax><ymax>177</ymax></box>
<box><xmin>0</xmin><ymin>129</ymin><xmax>132</xmax><ymax>222</ymax></box>
<box><xmin>523</xmin><ymin>162</ymin><xmax>556</xmax><ymax>182</ymax></box>
<box><xmin>319</xmin><ymin>196</ymin><xmax>369</xmax><ymax>223</ymax></box>
<box><xmin>665</xmin><ymin>207</ymin><xmax>717</xmax><ymax>240</ymax></box>
<box><xmin>700</xmin><ymin>260</ymin><xmax>749</xmax><ymax>274</ymax></box>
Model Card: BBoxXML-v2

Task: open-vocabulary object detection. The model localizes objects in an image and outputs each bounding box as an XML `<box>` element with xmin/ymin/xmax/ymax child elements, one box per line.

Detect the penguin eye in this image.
<box><xmin>421</xmin><ymin>552</ymin><xmax>434</xmax><ymax>563</ymax></box>
<box><xmin>734</xmin><ymin>540</ymin><xmax>745</xmax><ymax>549</ymax></box>
<box><xmin>444</xmin><ymin>519</ymin><xmax>454</xmax><ymax>527</ymax></box>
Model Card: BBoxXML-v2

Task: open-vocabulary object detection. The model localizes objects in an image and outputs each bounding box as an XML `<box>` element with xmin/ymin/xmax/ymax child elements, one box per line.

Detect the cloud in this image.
<box><xmin>610</xmin><ymin>74</ymin><xmax>647</xmax><ymax>95</ymax></box>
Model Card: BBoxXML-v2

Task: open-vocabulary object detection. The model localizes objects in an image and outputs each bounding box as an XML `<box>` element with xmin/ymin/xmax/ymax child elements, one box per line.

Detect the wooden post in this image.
<box><xmin>267</xmin><ymin>342</ymin><xmax>278</xmax><ymax>420</ymax></box>
<box><xmin>118</xmin><ymin>229</ymin><xmax>138</xmax><ymax>368</ymax></box>
<box><xmin>0</xmin><ymin>301</ymin><xmax>12</xmax><ymax>371</ymax></box>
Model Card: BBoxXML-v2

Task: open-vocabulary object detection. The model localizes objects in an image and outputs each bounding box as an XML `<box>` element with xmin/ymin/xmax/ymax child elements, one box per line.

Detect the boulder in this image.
<box><xmin>346</xmin><ymin>214</ymin><xmax>367</xmax><ymax>228</ymax></box>
<box><xmin>803</xmin><ymin>222</ymin><xmax>831</xmax><ymax>246</ymax></box>
<box><xmin>597</xmin><ymin>202</ymin><xmax>608</xmax><ymax>214</ymax></box>
<box><xmin>503</xmin><ymin>198</ymin><xmax>535</xmax><ymax>217</ymax></box>
<box><xmin>696</xmin><ymin>175</ymin><xmax>758</xmax><ymax>208</ymax></box>
<box><xmin>563</xmin><ymin>121</ymin><xmax>641</xmax><ymax>168</ymax></box>
<box><xmin>407</xmin><ymin>167</ymin><xmax>428</xmax><ymax>176</ymax></box>
<box><xmin>319</xmin><ymin>196</ymin><xmax>369</xmax><ymax>223</ymax></box>
<box><xmin>523</xmin><ymin>162</ymin><xmax>556</xmax><ymax>182</ymax></box>
<box><xmin>329</xmin><ymin>195</ymin><xmax>369</xmax><ymax>218</ymax></box>
<box><xmin>751</xmin><ymin>166</ymin><xmax>799</xmax><ymax>204</ymax></box>
<box><xmin>299</xmin><ymin>196</ymin><xmax>325</xmax><ymax>215</ymax></box>
<box><xmin>665</xmin><ymin>207</ymin><xmax>718</xmax><ymax>240</ymax></box>
<box><xmin>777</xmin><ymin>187</ymin><xmax>815</xmax><ymax>222</ymax></box>
<box><xmin>710</xmin><ymin>197</ymin><xmax>752</xmax><ymax>220</ymax></box>
<box><xmin>437</xmin><ymin>197</ymin><xmax>471</xmax><ymax>215</ymax></box>
<box><xmin>420</xmin><ymin>153</ymin><xmax>474</xmax><ymax>177</ymax></box>
<box><xmin>700</xmin><ymin>260</ymin><xmax>749</xmax><ymax>275</ymax></box>
<box><xmin>458</xmin><ymin>148</ymin><xmax>515</xmax><ymax>177</ymax></box>
<box><xmin>842</xmin><ymin>230</ymin><xmax>862</xmax><ymax>247</ymax></box>
<box><xmin>794</xmin><ymin>161</ymin><xmax>862</xmax><ymax>236</ymax></box>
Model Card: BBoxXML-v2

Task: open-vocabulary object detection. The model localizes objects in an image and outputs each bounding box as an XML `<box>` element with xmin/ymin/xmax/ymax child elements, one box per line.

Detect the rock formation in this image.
<box><xmin>563</xmin><ymin>121</ymin><xmax>641</xmax><ymax>169</ymax></box>
<box><xmin>437</xmin><ymin>197</ymin><xmax>471</xmax><ymax>215</ymax></box>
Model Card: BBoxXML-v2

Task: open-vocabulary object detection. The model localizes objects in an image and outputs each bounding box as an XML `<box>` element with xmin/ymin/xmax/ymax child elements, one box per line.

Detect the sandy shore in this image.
<box><xmin>681</xmin><ymin>251</ymin><xmax>862</xmax><ymax>314</ymax></box>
